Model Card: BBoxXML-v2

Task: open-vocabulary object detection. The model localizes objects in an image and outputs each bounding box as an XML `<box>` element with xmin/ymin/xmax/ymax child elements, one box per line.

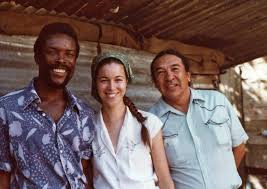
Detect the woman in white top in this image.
<box><xmin>90</xmin><ymin>52</ymin><xmax>174</xmax><ymax>189</ymax></box>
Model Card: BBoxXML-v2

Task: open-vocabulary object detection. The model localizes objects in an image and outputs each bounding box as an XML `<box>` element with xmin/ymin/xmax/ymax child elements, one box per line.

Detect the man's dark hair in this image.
<box><xmin>34</xmin><ymin>22</ymin><xmax>80</xmax><ymax>59</ymax></box>
<box><xmin>150</xmin><ymin>49</ymin><xmax>190</xmax><ymax>81</ymax></box>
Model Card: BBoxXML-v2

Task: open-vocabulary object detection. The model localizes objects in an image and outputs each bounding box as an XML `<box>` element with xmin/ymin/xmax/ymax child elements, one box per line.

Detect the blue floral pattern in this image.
<box><xmin>0</xmin><ymin>79</ymin><xmax>94</xmax><ymax>189</ymax></box>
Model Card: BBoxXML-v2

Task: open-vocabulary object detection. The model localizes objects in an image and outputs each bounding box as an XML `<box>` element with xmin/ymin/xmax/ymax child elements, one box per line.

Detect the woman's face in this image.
<box><xmin>96</xmin><ymin>62</ymin><xmax>127</xmax><ymax>108</ymax></box>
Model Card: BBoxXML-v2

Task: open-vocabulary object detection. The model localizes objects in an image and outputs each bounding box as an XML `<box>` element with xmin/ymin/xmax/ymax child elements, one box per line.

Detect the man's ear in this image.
<box><xmin>153</xmin><ymin>79</ymin><xmax>160</xmax><ymax>90</ymax></box>
<box><xmin>34</xmin><ymin>54</ymin><xmax>39</xmax><ymax>65</ymax></box>
<box><xmin>187</xmin><ymin>72</ymin><xmax>191</xmax><ymax>86</ymax></box>
<box><xmin>187</xmin><ymin>72</ymin><xmax>191</xmax><ymax>82</ymax></box>
<box><xmin>34</xmin><ymin>53</ymin><xmax>42</xmax><ymax>65</ymax></box>
<box><xmin>150</xmin><ymin>74</ymin><xmax>157</xmax><ymax>88</ymax></box>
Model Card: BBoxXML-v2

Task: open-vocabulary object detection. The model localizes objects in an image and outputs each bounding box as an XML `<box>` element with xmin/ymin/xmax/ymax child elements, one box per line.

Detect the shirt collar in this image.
<box><xmin>22</xmin><ymin>78</ymin><xmax>82</xmax><ymax>113</ymax></box>
<box><xmin>153</xmin><ymin>88</ymin><xmax>206</xmax><ymax>117</ymax></box>
<box><xmin>65</xmin><ymin>88</ymin><xmax>82</xmax><ymax>114</ymax></box>
<box><xmin>190</xmin><ymin>88</ymin><xmax>205</xmax><ymax>102</ymax></box>
<box><xmin>96</xmin><ymin>106</ymin><xmax>133</xmax><ymax>132</ymax></box>
<box><xmin>22</xmin><ymin>79</ymin><xmax>41</xmax><ymax>110</ymax></box>
<box><xmin>153</xmin><ymin>98</ymin><xmax>183</xmax><ymax>117</ymax></box>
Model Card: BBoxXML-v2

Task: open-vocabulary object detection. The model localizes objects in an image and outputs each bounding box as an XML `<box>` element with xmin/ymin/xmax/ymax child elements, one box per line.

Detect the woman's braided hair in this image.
<box><xmin>123</xmin><ymin>96</ymin><xmax>150</xmax><ymax>148</ymax></box>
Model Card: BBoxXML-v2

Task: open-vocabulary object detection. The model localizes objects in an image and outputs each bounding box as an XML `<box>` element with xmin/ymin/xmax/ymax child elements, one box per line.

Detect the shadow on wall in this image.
<box><xmin>220</xmin><ymin>57</ymin><xmax>267</xmax><ymax>133</ymax></box>
<box><xmin>241</xmin><ymin>58</ymin><xmax>267</xmax><ymax>133</ymax></box>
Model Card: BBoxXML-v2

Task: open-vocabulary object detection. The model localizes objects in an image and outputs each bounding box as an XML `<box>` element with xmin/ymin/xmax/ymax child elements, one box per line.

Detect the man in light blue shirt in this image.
<box><xmin>149</xmin><ymin>49</ymin><xmax>248</xmax><ymax>189</ymax></box>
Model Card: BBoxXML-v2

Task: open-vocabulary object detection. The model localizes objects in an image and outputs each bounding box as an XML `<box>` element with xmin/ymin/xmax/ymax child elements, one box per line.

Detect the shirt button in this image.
<box><xmin>60</xmin><ymin>150</ymin><xmax>63</xmax><ymax>154</ymax></box>
<box><xmin>42</xmin><ymin>113</ymin><xmax>46</xmax><ymax>117</ymax></box>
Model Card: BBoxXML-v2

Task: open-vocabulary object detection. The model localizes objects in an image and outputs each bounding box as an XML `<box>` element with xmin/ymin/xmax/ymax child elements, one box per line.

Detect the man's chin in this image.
<box><xmin>163</xmin><ymin>92</ymin><xmax>181</xmax><ymax>101</ymax></box>
<box><xmin>48</xmin><ymin>80</ymin><xmax>69</xmax><ymax>89</ymax></box>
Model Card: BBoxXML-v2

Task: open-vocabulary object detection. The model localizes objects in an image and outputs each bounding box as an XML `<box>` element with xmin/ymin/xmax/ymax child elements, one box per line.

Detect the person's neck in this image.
<box><xmin>101</xmin><ymin>103</ymin><xmax>126</xmax><ymax>129</ymax></box>
<box><xmin>34</xmin><ymin>78</ymin><xmax>66</xmax><ymax>103</ymax></box>
<box><xmin>164</xmin><ymin>88</ymin><xmax>191</xmax><ymax>113</ymax></box>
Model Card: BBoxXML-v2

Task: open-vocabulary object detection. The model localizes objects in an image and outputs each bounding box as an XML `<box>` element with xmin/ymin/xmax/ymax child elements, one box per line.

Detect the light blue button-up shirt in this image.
<box><xmin>149</xmin><ymin>88</ymin><xmax>248</xmax><ymax>189</ymax></box>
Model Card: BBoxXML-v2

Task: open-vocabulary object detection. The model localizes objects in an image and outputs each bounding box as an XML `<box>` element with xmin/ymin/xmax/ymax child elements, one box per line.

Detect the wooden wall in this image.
<box><xmin>241</xmin><ymin>58</ymin><xmax>267</xmax><ymax>172</ymax></box>
<box><xmin>220</xmin><ymin>67</ymin><xmax>243</xmax><ymax>121</ymax></box>
<box><xmin>241</xmin><ymin>59</ymin><xmax>267</xmax><ymax>134</ymax></box>
<box><xmin>220</xmin><ymin>58</ymin><xmax>267</xmax><ymax>172</ymax></box>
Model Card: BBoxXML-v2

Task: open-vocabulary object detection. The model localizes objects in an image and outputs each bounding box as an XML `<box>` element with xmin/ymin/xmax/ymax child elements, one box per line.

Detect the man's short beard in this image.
<box><xmin>47</xmin><ymin>77</ymin><xmax>71</xmax><ymax>89</ymax></box>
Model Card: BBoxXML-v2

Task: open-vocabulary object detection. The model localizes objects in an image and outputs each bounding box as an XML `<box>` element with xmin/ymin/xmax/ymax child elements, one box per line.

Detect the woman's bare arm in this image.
<box><xmin>151</xmin><ymin>130</ymin><xmax>175</xmax><ymax>189</ymax></box>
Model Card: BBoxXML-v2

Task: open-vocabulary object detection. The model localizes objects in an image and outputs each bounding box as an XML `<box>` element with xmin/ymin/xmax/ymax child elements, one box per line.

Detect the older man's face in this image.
<box><xmin>152</xmin><ymin>54</ymin><xmax>191</xmax><ymax>104</ymax></box>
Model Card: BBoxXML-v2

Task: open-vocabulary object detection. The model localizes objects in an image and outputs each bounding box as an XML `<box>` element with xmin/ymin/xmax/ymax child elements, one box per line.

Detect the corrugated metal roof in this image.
<box><xmin>1</xmin><ymin>0</ymin><xmax>267</xmax><ymax>67</ymax></box>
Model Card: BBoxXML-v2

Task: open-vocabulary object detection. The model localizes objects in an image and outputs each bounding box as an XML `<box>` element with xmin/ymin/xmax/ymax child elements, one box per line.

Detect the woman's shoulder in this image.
<box><xmin>91</xmin><ymin>110</ymin><xmax>102</xmax><ymax>128</ymax></box>
<box><xmin>138</xmin><ymin>109</ymin><xmax>162</xmax><ymax>123</ymax></box>
<box><xmin>138</xmin><ymin>109</ymin><xmax>163</xmax><ymax>138</ymax></box>
<box><xmin>139</xmin><ymin>109</ymin><xmax>155</xmax><ymax>117</ymax></box>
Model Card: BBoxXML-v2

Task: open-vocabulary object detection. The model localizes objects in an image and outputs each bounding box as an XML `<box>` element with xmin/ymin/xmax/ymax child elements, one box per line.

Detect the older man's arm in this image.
<box><xmin>233</xmin><ymin>143</ymin><xmax>247</xmax><ymax>168</ymax></box>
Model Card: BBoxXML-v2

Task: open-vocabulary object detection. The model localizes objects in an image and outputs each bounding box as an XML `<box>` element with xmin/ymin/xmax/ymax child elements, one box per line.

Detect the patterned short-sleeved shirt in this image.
<box><xmin>0</xmin><ymin>79</ymin><xmax>94</xmax><ymax>189</ymax></box>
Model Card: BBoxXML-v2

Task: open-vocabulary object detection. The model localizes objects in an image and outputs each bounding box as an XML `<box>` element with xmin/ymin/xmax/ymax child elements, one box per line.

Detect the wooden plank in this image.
<box><xmin>246</xmin><ymin>134</ymin><xmax>267</xmax><ymax>169</ymax></box>
<box><xmin>139</xmin><ymin>0</ymin><xmax>197</xmax><ymax>33</ymax></box>
<box><xmin>0</xmin><ymin>11</ymin><xmax>225</xmax><ymax>71</ymax></box>
<box><xmin>121</xmin><ymin>0</ymin><xmax>160</xmax><ymax>24</ymax></box>
<box><xmin>191</xmin><ymin>74</ymin><xmax>219</xmax><ymax>89</ymax></box>
<box><xmin>244</xmin><ymin>105</ymin><xmax>267</xmax><ymax>121</ymax></box>
<box><xmin>144</xmin><ymin>37</ymin><xmax>224</xmax><ymax>73</ymax></box>
<box><xmin>178</xmin><ymin>0</ymin><xmax>260</xmax><ymax>39</ymax></box>
<box><xmin>247</xmin><ymin>167</ymin><xmax>267</xmax><ymax>175</ymax></box>
<box><xmin>245</xmin><ymin>120</ymin><xmax>267</xmax><ymax>133</ymax></box>
<box><xmin>150</xmin><ymin>0</ymin><xmax>225</xmax><ymax>37</ymax></box>
<box><xmin>0</xmin><ymin>11</ymin><xmax>139</xmax><ymax>49</ymax></box>
<box><xmin>137</xmin><ymin>0</ymin><xmax>183</xmax><ymax>27</ymax></box>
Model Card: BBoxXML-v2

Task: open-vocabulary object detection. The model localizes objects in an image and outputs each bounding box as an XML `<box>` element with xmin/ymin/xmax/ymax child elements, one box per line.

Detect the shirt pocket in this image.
<box><xmin>204</xmin><ymin>105</ymin><xmax>231</xmax><ymax>146</ymax></box>
<box><xmin>163</xmin><ymin>134</ymin><xmax>179</xmax><ymax>167</ymax></box>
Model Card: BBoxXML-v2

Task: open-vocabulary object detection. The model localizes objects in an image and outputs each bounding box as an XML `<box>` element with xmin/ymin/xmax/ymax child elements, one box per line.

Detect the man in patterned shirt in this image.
<box><xmin>0</xmin><ymin>22</ymin><xmax>94</xmax><ymax>188</ymax></box>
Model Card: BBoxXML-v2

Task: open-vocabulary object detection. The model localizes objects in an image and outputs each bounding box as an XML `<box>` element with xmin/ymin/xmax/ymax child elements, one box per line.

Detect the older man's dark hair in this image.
<box><xmin>150</xmin><ymin>49</ymin><xmax>190</xmax><ymax>82</ymax></box>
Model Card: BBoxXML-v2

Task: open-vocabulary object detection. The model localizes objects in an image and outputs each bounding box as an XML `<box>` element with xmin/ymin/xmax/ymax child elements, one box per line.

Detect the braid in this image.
<box><xmin>123</xmin><ymin>96</ymin><xmax>151</xmax><ymax>148</ymax></box>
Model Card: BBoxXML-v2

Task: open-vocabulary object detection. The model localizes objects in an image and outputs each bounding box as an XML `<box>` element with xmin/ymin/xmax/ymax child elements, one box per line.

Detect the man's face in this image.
<box><xmin>37</xmin><ymin>33</ymin><xmax>77</xmax><ymax>88</ymax></box>
<box><xmin>152</xmin><ymin>54</ymin><xmax>191</xmax><ymax>103</ymax></box>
